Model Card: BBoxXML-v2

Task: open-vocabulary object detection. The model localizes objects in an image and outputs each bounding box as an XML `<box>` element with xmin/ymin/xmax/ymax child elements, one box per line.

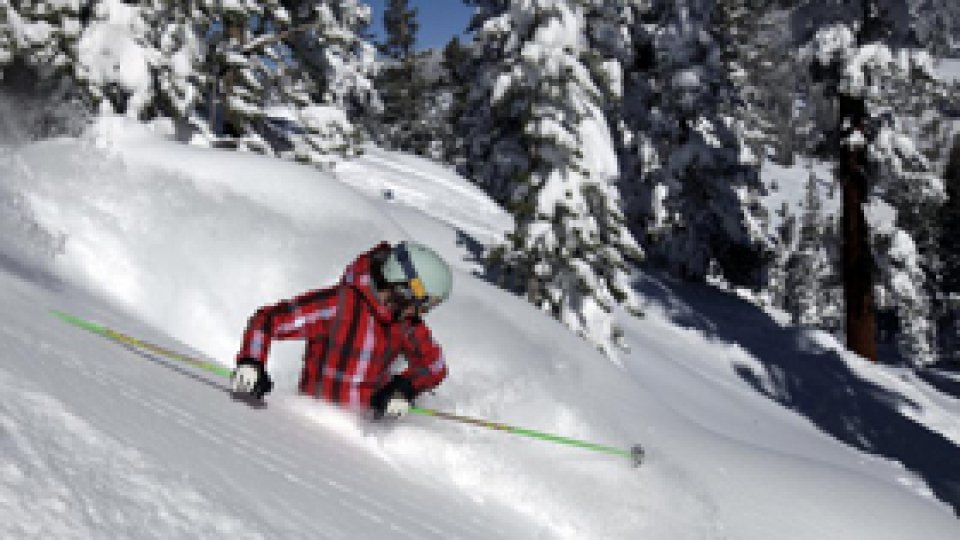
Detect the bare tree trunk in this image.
<box><xmin>839</xmin><ymin>92</ymin><xmax>877</xmax><ymax>361</ymax></box>
<box><xmin>834</xmin><ymin>0</ymin><xmax>886</xmax><ymax>362</ymax></box>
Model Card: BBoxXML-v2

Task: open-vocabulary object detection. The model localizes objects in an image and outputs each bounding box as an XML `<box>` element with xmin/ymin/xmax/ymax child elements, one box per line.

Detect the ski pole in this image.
<box><xmin>410</xmin><ymin>406</ymin><xmax>644</xmax><ymax>466</ymax></box>
<box><xmin>50</xmin><ymin>310</ymin><xmax>233</xmax><ymax>378</ymax></box>
<box><xmin>51</xmin><ymin>310</ymin><xmax>643</xmax><ymax>466</ymax></box>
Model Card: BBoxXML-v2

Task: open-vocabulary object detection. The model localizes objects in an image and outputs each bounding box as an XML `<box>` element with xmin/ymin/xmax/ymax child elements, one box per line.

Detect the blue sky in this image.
<box><xmin>363</xmin><ymin>0</ymin><xmax>474</xmax><ymax>50</ymax></box>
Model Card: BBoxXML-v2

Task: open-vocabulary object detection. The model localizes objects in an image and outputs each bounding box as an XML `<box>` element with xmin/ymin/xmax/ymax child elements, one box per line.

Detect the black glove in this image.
<box><xmin>230</xmin><ymin>357</ymin><xmax>273</xmax><ymax>399</ymax></box>
<box><xmin>370</xmin><ymin>376</ymin><xmax>416</xmax><ymax>419</ymax></box>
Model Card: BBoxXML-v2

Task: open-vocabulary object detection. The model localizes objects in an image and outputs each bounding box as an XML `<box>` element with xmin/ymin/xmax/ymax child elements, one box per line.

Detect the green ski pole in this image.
<box><xmin>51</xmin><ymin>309</ymin><xmax>644</xmax><ymax>466</ymax></box>
<box><xmin>410</xmin><ymin>406</ymin><xmax>644</xmax><ymax>467</ymax></box>
<box><xmin>50</xmin><ymin>310</ymin><xmax>233</xmax><ymax>378</ymax></box>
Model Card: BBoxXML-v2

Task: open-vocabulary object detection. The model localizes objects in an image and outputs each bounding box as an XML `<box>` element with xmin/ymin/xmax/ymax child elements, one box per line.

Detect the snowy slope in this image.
<box><xmin>1</xmin><ymin>117</ymin><xmax>959</xmax><ymax>538</ymax></box>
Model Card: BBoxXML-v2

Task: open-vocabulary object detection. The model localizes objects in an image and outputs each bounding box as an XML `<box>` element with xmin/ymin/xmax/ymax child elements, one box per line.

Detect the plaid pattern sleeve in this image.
<box><xmin>400</xmin><ymin>321</ymin><xmax>448</xmax><ymax>393</ymax></box>
<box><xmin>236</xmin><ymin>288</ymin><xmax>340</xmax><ymax>366</ymax></box>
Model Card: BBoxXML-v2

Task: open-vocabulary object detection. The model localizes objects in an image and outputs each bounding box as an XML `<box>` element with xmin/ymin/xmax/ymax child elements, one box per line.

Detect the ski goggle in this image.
<box><xmin>392</xmin><ymin>243</ymin><xmax>441</xmax><ymax>312</ymax></box>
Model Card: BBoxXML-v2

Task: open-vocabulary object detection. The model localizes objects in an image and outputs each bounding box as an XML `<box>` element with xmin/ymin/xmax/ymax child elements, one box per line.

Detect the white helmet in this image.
<box><xmin>381</xmin><ymin>241</ymin><xmax>453</xmax><ymax>309</ymax></box>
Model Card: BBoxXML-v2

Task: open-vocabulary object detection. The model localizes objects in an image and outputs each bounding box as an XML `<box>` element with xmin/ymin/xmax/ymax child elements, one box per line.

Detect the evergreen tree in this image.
<box><xmin>379</xmin><ymin>0</ymin><xmax>417</xmax><ymax>60</ymax></box>
<box><xmin>204</xmin><ymin>0</ymin><xmax>376</xmax><ymax>158</ymax></box>
<box><xmin>276</xmin><ymin>0</ymin><xmax>377</xmax><ymax>117</ymax></box>
<box><xmin>143</xmin><ymin>0</ymin><xmax>204</xmax><ymax>122</ymax></box>
<box><xmin>716</xmin><ymin>0</ymin><xmax>803</xmax><ymax>166</ymax></box>
<box><xmin>807</xmin><ymin>0</ymin><xmax>945</xmax><ymax>364</ymax></box>
<box><xmin>0</xmin><ymin>0</ymin><xmax>88</xmax><ymax>138</ymax></box>
<box><xmin>939</xmin><ymin>135</ymin><xmax>960</xmax><ymax>362</ymax></box>
<box><xmin>907</xmin><ymin>0</ymin><xmax>960</xmax><ymax>56</ymax></box>
<box><xmin>1</xmin><ymin>1</ymin><xmax>376</xmax><ymax>160</ymax></box>
<box><xmin>434</xmin><ymin>36</ymin><xmax>472</xmax><ymax>164</ymax></box>
<box><xmin>785</xmin><ymin>172</ymin><xmax>836</xmax><ymax>326</ymax></box>
<box><xmin>604</xmin><ymin>0</ymin><xmax>770</xmax><ymax>286</ymax></box>
<box><xmin>463</xmin><ymin>0</ymin><xmax>644</xmax><ymax>357</ymax></box>
<box><xmin>405</xmin><ymin>43</ymin><xmax>468</xmax><ymax>161</ymax></box>
<box><xmin>940</xmin><ymin>135</ymin><xmax>960</xmax><ymax>296</ymax></box>
<box><xmin>197</xmin><ymin>0</ymin><xmax>270</xmax><ymax>148</ymax></box>
<box><xmin>371</xmin><ymin>0</ymin><xmax>430</xmax><ymax>152</ymax></box>
<box><xmin>766</xmin><ymin>201</ymin><xmax>796</xmax><ymax>311</ymax></box>
<box><xmin>1</xmin><ymin>0</ymin><xmax>202</xmax><ymax>123</ymax></box>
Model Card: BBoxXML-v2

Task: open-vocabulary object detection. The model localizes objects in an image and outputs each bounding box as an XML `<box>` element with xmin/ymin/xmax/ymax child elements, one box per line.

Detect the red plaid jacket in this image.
<box><xmin>236</xmin><ymin>243</ymin><xmax>448</xmax><ymax>408</ymax></box>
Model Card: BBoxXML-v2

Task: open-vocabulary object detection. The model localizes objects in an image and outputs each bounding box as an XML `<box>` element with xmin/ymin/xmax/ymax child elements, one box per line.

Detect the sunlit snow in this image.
<box><xmin>1</xmin><ymin>117</ymin><xmax>958</xmax><ymax>538</ymax></box>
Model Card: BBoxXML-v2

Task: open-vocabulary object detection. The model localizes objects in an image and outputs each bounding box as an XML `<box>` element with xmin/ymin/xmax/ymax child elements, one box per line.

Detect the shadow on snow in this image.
<box><xmin>635</xmin><ymin>272</ymin><xmax>960</xmax><ymax>517</ymax></box>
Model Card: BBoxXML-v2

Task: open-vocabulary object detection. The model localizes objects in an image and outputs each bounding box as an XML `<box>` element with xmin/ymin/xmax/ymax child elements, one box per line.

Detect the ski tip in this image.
<box><xmin>630</xmin><ymin>444</ymin><xmax>645</xmax><ymax>468</ymax></box>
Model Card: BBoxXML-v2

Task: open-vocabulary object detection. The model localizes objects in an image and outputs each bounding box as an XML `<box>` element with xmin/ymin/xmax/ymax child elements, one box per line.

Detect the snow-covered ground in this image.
<box><xmin>759</xmin><ymin>157</ymin><xmax>840</xmax><ymax>231</ymax></box>
<box><xmin>935</xmin><ymin>58</ymin><xmax>960</xmax><ymax>83</ymax></box>
<box><xmin>1</xmin><ymin>118</ymin><xmax>959</xmax><ymax>538</ymax></box>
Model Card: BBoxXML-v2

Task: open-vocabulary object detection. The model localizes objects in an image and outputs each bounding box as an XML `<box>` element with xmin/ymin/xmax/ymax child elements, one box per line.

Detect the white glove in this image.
<box><xmin>230</xmin><ymin>359</ymin><xmax>273</xmax><ymax>399</ymax></box>
<box><xmin>231</xmin><ymin>365</ymin><xmax>261</xmax><ymax>394</ymax></box>
<box><xmin>384</xmin><ymin>395</ymin><xmax>411</xmax><ymax>418</ymax></box>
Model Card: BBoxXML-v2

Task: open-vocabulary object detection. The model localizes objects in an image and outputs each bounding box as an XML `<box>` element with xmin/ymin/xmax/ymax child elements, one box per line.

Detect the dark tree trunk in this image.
<box><xmin>838</xmin><ymin>92</ymin><xmax>878</xmax><ymax>361</ymax></box>
<box><xmin>835</xmin><ymin>0</ymin><xmax>888</xmax><ymax>361</ymax></box>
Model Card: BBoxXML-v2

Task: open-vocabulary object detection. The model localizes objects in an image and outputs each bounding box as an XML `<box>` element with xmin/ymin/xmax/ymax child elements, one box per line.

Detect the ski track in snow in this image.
<box><xmin>336</xmin><ymin>148</ymin><xmax>510</xmax><ymax>244</ymax></box>
<box><xmin>0</xmin><ymin>289</ymin><xmax>520</xmax><ymax>539</ymax></box>
<box><xmin>0</xmin><ymin>368</ymin><xmax>262</xmax><ymax>539</ymax></box>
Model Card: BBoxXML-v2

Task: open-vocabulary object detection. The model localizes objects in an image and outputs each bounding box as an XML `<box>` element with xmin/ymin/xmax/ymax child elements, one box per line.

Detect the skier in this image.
<box><xmin>229</xmin><ymin>241</ymin><xmax>452</xmax><ymax>419</ymax></box>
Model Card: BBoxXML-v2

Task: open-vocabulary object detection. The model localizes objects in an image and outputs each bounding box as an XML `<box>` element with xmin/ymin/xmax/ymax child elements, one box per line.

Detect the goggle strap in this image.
<box><xmin>395</xmin><ymin>243</ymin><xmax>426</xmax><ymax>300</ymax></box>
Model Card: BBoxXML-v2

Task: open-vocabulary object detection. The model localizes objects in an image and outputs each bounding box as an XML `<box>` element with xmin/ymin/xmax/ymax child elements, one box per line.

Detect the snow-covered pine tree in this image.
<box><xmin>141</xmin><ymin>0</ymin><xmax>204</xmax><ymax>122</ymax></box>
<box><xmin>937</xmin><ymin>135</ymin><xmax>960</xmax><ymax>361</ymax></box>
<box><xmin>277</xmin><ymin>0</ymin><xmax>375</xmax><ymax>154</ymax></box>
<box><xmin>191</xmin><ymin>0</ymin><xmax>374</xmax><ymax>159</ymax></box>
<box><xmin>404</xmin><ymin>45</ymin><xmax>463</xmax><ymax>161</ymax></box>
<box><xmin>806</xmin><ymin>0</ymin><xmax>945</xmax><ymax>364</ymax></box>
<box><xmin>0</xmin><ymin>0</ymin><xmax>82</xmax><ymax>83</ymax></box>
<box><xmin>600</xmin><ymin>0</ymin><xmax>769</xmax><ymax>286</ymax></box>
<box><xmin>192</xmin><ymin>0</ymin><xmax>269</xmax><ymax>149</ymax></box>
<box><xmin>371</xmin><ymin>0</ymin><xmax>431</xmax><ymax>153</ymax></box>
<box><xmin>0</xmin><ymin>0</ymin><xmax>90</xmax><ymax>138</ymax></box>
<box><xmin>380</xmin><ymin>0</ymin><xmax>417</xmax><ymax>57</ymax></box>
<box><xmin>2</xmin><ymin>1</ymin><xmax>375</xmax><ymax>159</ymax></box>
<box><xmin>1</xmin><ymin>0</ymin><xmax>202</xmax><ymax>125</ymax></box>
<box><xmin>764</xmin><ymin>201</ymin><xmax>795</xmax><ymax>311</ymax></box>
<box><xmin>716</xmin><ymin>0</ymin><xmax>803</xmax><ymax>166</ymax></box>
<box><xmin>784</xmin><ymin>171</ymin><xmax>837</xmax><ymax>326</ymax></box>
<box><xmin>432</xmin><ymin>36</ymin><xmax>472</xmax><ymax>164</ymax></box>
<box><xmin>462</xmin><ymin>0</ymin><xmax>643</xmax><ymax>357</ymax></box>
<box><xmin>907</xmin><ymin>0</ymin><xmax>960</xmax><ymax>57</ymax></box>
<box><xmin>941</xmin><ymin>135</ymin><xmax>960</xmax><ymax>298</ymax></box>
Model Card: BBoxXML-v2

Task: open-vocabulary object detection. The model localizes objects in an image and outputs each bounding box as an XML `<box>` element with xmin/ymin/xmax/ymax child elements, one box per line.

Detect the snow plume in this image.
<box><xmin>0</xmin><ymin>155</ymin><xmax>65</xmax><ymax>284</ymax></box>
<box><xmin>463</xmin><ymin>0</ymin><xmax>644</xmax><ymax>359</ymax></box>
<box><xmin>0</xmin><ymin>88</ymin><xmax>84</xmax><ymax>144</ymax></box>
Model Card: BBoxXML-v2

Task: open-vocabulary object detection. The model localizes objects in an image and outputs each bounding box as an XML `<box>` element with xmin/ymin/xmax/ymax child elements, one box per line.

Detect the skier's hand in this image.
<box><xmin>383</xmin><ymin>394</ymin><xmax>411</xmax><ymax>418</ymax></box>
<box><xmin>371</xmin><ymin>376</ymin><xmax>415</xmax><ymax>419</ymax></box>
<box><xmin>231</xmin><ymin>358</ymin><xmax>273</xmax><ymax>399</ymax></box>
